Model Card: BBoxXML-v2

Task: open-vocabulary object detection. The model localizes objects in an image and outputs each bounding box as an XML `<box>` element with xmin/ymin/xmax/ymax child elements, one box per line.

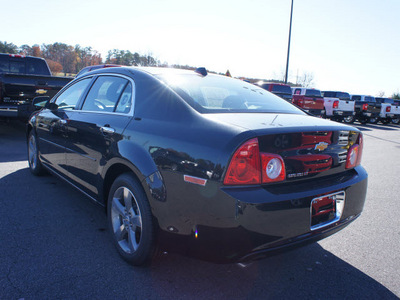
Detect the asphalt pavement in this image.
<box><xmin>0</xmin><ymin>119</ymin><xmax>399</xmax><ymax>299</ymax></box>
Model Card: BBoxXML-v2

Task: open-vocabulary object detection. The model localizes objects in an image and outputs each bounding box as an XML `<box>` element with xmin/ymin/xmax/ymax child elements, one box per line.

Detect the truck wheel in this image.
<box><xmin>392</xmin><ymin>118</ymin><xmax>400</xmax><ymax>125</ymax></box>
<box><xmin>369</xmin><ymin>117</ymin><xmax>378</xmax><ymax>124</ymax></box>
<box><xmin>107</xmin><ymin>173</ymin><xmax>157</xmax><ymax>266</ymax></box>
<box><xmin>27</xmin><ymin>130</ymin><xmax>45</xmax><ymax>176</ymax></box>
<box><xmin>343</xmin><ymin>115</ymin><xmax>354</xmax><ymax>124</ymax></box>
<box><xmin>359</xmin><ymin>117</ymin><xmax>368</xmax><ymax>124</ymax></box>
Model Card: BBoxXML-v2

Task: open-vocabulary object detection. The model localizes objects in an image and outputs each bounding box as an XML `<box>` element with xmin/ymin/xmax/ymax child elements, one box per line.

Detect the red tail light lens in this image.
<box><xmin>346</xmin><ymin>145</ymin><xmax>359</xmax><ymax>169</ymax></box>
<box><xmin>362</xmin><ymin>103</ymin><xmax>368</xmax><ymax>111</ymax></box>
<box><xmin>346</xmin><ymin>133</ymin><xmax>363</xmax><ymax>169</ymax></box>
<box><xmin>224</xmin><ymin>139</ymin><xmax>286</xmax><ymax>185</ymax></box>
<box><xmin>224</xmin><ymin>138</ymin><xmax>261</xmax><ymax>185</ymax></box>
<box><xmin>261</xmin><ymin>154</ymin><xmax>286</xmax><ymax>183</ymax></box>
<box><xmin>386</xmin><ymin>106</ymin><xmax>391</xmax><ymax>112</ymax></box>
<box><xmin>333</xmin><ymin>100</ymin><xmax>339</xmax><ymax>109</ymax></box>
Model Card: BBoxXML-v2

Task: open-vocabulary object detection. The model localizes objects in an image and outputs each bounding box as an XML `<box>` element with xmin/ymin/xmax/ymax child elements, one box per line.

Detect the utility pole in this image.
<box><xmin>285</xmin><ymin>0</ymin><xmax>294</xmax><ymax>84</ymax></box>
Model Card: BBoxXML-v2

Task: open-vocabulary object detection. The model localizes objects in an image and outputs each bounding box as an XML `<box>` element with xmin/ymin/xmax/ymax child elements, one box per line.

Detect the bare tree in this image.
<box><xmin>297</xmin><ymin>71</ymin><xmax>315</xmax><ymax>88</ymax></box>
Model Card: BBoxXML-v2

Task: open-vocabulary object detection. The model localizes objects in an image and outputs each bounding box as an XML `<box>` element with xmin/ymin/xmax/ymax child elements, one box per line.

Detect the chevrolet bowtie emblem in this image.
<box><xmin>315</xmin><ymin>142</ymin><xmax>328</xmax><ymax>151</ymax></box>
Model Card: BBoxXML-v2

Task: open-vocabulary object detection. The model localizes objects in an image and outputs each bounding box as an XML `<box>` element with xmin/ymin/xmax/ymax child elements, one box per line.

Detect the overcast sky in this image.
<box><xmin>2</xmin><ymin>0</ymin><xmax>399</xmax><ymax>96</ymax></box>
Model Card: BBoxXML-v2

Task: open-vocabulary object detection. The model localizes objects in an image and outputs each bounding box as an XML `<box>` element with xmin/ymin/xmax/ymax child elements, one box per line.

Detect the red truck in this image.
<box><xmin>291</xmin><ymin>87</ymin><xmax>325</xmax><ymax>117</ymax></box>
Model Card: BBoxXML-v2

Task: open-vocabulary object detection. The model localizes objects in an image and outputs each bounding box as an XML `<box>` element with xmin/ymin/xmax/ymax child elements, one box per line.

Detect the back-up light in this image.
<box><xmin>224</xmin><ymin>138</ymin><xmax>286</xmax><ymax>185</ymax></box>
<box><xmin>333</xmin><ymin>100</ymin><xmax>339</xmax><ymax>109</ymax></box>
<box><xmin>362</xmin><ymin>103</ymin><xmax>368</xmax><ymax>111</ymax></box>
<box><xmin>261</xmin><ymin>153</ymin><xmax>286</xmax><ymax>183</ymax></box>
<box><xmin>346</xmin><ymin>132</ymin><xmax>363</xmax><ymax>169</ymax></box>
<box><xmin>386</xmin><ymin>106</ymin><xmax>391</xmax><ymax>112</ymax></box>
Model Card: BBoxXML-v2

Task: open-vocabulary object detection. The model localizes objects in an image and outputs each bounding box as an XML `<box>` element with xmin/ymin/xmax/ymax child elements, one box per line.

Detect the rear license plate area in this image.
<box><xmin>310</xmin><ymin>191</ymin><xmax>345</xmax><ymax>231</ymax></box>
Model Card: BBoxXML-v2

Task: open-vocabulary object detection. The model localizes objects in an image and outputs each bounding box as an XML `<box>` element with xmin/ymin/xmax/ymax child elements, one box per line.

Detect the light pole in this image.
<box><xmin>285</xmin><ymin>0</ymin><xmax>294</xmax><ymax>84</ymax></box>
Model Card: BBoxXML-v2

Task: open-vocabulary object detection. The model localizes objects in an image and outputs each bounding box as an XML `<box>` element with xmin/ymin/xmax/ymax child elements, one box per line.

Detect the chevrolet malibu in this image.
<box><xmin>27</xmin><ymin>67</ymin><xmax>368</xmax><ymax>265</ymax></box>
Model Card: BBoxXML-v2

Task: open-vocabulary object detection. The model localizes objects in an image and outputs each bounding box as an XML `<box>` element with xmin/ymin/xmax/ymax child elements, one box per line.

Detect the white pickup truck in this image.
<box><xmin>321</xmin><ymin>91</ymin><xmax>356</xmax><ymax>123</ymax></box>
<box><xmin>375</xmin><ymin>97</ymin><xmax>400</xmax><ymax>124</ymax></box>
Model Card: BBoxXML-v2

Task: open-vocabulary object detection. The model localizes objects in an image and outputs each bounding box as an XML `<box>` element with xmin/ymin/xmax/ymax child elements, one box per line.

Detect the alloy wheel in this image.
<box><xmin>111</xmin><ymin>186</ymin><xmax>143</xmax><ymax>254</ymax></box>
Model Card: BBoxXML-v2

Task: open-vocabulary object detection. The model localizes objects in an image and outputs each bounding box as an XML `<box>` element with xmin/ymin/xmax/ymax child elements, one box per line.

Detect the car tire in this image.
<box><xmin>369</xmin><ymin>117</ymin><xmax>378</xmax><ymax>124</ymax></box>
<box><xmin>27</xmin><ymin>130</ymin><xmax>45</xmax><ymax>176</ymax></box>
<box><xmin>391</xmin><ymin>118</ymin><xmax>400</xmax><ymax>125</ymax></box>
<box><xmin>359</xmin><ymin>117</ymin><xmax>368</xmax><ymax>124</ymax></box>
<box><xmin>343</xmin><ymin>115</ymin><xmax>354</xmax><ymax>124</ymax></box>
<box><xmin>107</xmin><ymin>173</ymin><xmax>157</xmax><ymax>266</ymax></box>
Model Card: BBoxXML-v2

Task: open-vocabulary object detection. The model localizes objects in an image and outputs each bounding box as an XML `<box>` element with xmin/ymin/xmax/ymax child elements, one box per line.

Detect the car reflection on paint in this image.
<box><xmin>27</xmin><ymin>66</ymin><xmax>367</xmax><ymax>266</ymax></box>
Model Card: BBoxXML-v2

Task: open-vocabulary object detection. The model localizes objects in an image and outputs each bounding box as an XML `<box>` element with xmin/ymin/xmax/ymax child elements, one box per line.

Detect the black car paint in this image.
<box><xmin>27</xmin><ymin>67</ymin><xmax>368</xmax><ymax>263</ymax></box>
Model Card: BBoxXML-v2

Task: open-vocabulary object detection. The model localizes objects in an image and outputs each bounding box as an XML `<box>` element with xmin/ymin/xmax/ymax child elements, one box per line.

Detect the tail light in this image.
<box><xmin>224</xmin><ymin>138</ymin><xmax>261</xmax><ymax>185</ymax></box>
<box><xmin>333</xmin><ymin>100</ymin><xmax>339</xmax><ymax>109</ymax></box>
<box><xmin>346</xmin><ymin>132</ymin><xmax>363</xmax><ymax>169</ymax></box>
<box><xmin>224</xmin><ymin>138</ymin><xmax>286</xmax><ymax>185</ymax></box>
<box><xmin>386</xmin><ymin>106</ymin><xmax>391</xmax><ymax>112</ymax></box>
<box><xmin>362</xmin><ymin>103</ymin><xmax>368</xmax><ymax>111</ymax></box>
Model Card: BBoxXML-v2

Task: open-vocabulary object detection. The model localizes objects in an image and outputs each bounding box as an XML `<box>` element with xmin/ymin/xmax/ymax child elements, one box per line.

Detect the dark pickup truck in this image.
<box><xmin>257</xmin><ymin>82</ymin><xmax>293</xmax><ymax>102</ymax></box>
<box><xmin>0</xmin><ymin>53</ymin><xmax>72</xmax><ymax>120</ymax></box>
<box><xmin>351</xmin><ymin>95</ymin><xmax>380</xmax><ymax>124</ymax></box>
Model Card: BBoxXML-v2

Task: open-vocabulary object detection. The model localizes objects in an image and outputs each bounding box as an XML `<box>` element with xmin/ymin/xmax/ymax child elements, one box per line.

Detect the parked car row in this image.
<box><xmin>256</xmin><ymin>82</ymin><xmax>400</xmax><ymax>125</ymax></box>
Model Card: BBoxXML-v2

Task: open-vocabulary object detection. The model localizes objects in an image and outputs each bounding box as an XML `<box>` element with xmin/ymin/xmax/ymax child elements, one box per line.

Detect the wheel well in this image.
<box><xmin>102</xmin><ymin>163</ymin><xmax>142</xmax><ymax>208</ymax></box>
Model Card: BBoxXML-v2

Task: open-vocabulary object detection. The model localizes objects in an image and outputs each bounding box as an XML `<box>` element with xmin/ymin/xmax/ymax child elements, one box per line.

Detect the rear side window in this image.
<box><xmin>82</xmin><ymin>76</ymin><xmax>130</xmax><ymax>113</ymax></box>
<box><xmin>26</xmin><ymin>58</ymin><xmax>50</xmax><ymax>75</ymax></box>
<box><xmin>0</xmin><ymin>55</ymin><xmax>9</xmax><ymax>72</ymax></box>
<box><xmin>365</xmin><ymin>96</ymin><xmax>375</xmax><ymax>103</ymax></box>
<box><xmin>55</xmin><ymin>78</ymin><xmax>92</xmax><ymax>110</ymax></box>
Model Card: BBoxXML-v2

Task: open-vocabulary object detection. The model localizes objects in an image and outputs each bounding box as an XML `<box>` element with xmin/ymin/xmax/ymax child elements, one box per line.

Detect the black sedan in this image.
<box><xmin>27</xmin><ymin>67</ymin><xmax>368</xmax><ymax>265</ymax></box>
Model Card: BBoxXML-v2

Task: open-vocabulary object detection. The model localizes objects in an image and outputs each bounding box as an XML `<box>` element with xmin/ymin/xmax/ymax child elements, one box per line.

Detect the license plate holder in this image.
<box><xmin>310</xmin><ymin>191</ymin><xmax>345</xmax><ymax>231</ymax></box>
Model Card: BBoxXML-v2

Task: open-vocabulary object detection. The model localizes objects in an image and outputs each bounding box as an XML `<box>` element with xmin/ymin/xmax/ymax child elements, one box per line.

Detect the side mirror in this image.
<box><xmin>46</xmin><ymin>102</ymin><xmax>59</xmax><ymax>111</ymax></box>
<box><xmin>32</xmin><ymin>96</ymin><xmax>50</xmax><ymax>109</ymax></box>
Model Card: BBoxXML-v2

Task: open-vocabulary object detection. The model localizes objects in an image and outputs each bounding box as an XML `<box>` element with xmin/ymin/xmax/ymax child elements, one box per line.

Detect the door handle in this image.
<box><xmin>101</xmin><ymin>126</ymin><xmax>115</xmax><ymax>134</ymax></box>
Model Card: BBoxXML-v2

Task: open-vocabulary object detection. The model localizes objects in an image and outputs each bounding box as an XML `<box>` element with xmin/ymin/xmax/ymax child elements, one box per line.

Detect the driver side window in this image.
<box><xmin>55</xmin><ymin>78</ymin><xmax>92</xmax><ymax>110</ymax></box>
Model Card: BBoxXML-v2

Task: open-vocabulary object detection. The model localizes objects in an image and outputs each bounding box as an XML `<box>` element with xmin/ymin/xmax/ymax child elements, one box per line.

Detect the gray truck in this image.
<box><xmin>0</xmin><ymin>53</ymin><xmax>72</xmax><ymax>120</ymax></box>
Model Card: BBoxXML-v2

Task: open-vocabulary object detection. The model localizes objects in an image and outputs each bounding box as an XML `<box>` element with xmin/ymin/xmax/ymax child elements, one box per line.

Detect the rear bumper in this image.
<box><xmin>303</xmin><ymin>109</ymin><xmax>325</xmax><ymax>117</ymax></box>
<box><xmin>158</xmin><ymin>166</ymin><xmax>368</xmax><ymax>263</ymax></box>
<box><xmin>333</xmin><ymin>111</ymin><xmax>355</xmax><ymax>118</ymax></box>
<box><xmin>355</xmin><ymin>111</ymin><xmax>379</xmax><ymax>118</ymax></box>
<box><xmin>0</xmin><ymin>104</ymin><xmax>34</xmax><ymax>119</ymax></box>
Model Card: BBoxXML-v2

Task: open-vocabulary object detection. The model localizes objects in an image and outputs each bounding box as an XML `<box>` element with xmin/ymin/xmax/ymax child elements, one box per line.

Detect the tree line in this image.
<box><xmin>0</xmin><ymin>41</ymin><xmax>161</xmax><ymax>75</ymax></box>
<box><xmin>1</xmin><ymin>40</ymin><xmax>399</xmax><ymax>99</ymax></box>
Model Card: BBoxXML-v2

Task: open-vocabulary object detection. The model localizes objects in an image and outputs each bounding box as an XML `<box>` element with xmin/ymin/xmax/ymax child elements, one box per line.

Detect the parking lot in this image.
<box><xmin>0</xmin><ymin>119</ymin><xmax>399</xmax><ymax>299</ymax></box>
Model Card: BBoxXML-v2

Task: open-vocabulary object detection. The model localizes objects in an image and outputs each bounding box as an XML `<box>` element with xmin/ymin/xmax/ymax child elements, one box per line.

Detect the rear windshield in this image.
<box><xmin>352</xmin><ymin>95</ymin><xmax>361</xmax><ymax>101</ymax></box>
<box><xmin>158</xmin><ymin>74</ymin><xmax>303</xmax><ymax>114</ymax></box>
<box><xmin>305</xmin><ymin>89</ymin><xmax>322</xmax><ymax>97</ymax></box>
<box><xmin>270</xmin><ymin>84</ymin><xmax>292</xmax><ymax>94</ymax></box>
<box><xmin>323</xmin><ymin>91</ymin><xmax>351</xmax><ymax>100</ymax></box>
<box><xmin>0</xmin><ymin>55</ymin><xmax>49</xmax><ymax>75</ymax></box>
<box><xmin>365</xmin><ymin>96</ymin><xmax>375</xmax><ymax>103</ymax></box>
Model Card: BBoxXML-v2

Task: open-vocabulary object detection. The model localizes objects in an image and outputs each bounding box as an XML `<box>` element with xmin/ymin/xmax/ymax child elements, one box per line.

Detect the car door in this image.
<box><xmin>35</xmin><ymin>77</ymin><xmax>93</xmax><ymax>175</ymax></box>
<box><xmin>64</xmin><ymin>74</ymin><xmax>134</xmax><ymax>198</ymax></box>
